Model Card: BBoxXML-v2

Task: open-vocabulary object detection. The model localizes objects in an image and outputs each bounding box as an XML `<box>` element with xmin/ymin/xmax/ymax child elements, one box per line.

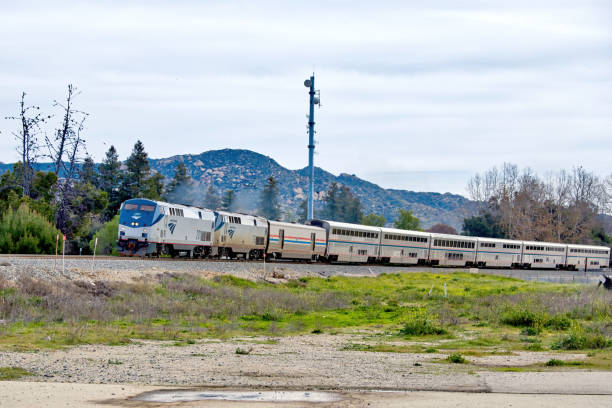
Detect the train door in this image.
<box><xmin>311</xmin><ymin>233</ymin><xmax>316</xmax><ymax>252</ymax></box>
<box><xmin>279</xmin><ymin>229</ymin><xmax>285</xmax><ymax>250</ymax></box>
<box><xmin>349</xmin><ymin>245</ymin><xmax>354</xmax><ymax>262</ymax></box>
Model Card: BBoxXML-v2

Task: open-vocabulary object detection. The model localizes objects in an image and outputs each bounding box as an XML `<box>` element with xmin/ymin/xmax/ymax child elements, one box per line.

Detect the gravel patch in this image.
<box><xmin>0</xmin><ymin>255</ymin><xmax>607</xmax><ymax>284</ymax></box>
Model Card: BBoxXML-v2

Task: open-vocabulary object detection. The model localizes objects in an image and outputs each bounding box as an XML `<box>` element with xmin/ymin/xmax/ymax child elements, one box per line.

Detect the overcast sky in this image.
<box><xmin>1</xmin><ymin>0</ymin><xmax>610</xmax><ymax>195</ymax></box>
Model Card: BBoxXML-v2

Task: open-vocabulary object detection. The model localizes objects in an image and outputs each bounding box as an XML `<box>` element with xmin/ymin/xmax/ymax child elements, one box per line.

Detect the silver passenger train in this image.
<box><xmin>117</xmin><ymin>198</ymin><xmax>610</xmax><ymax>270</ymax></box>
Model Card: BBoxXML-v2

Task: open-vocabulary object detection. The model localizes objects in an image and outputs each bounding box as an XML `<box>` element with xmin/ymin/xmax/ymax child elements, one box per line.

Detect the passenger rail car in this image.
<box><xmin>379</xmin><ymin>227</ymin><xmax>430</xmax><ymax>265</ymax></box>
<box><xmin>521</xmin><ymin>241</ymin><xmax>566</xmax><ymax>269</ymax></box>
<box><xmin>428</xmin><ymin>233</ymin><xmax>477</xmax><ymax>267</ymax></box>
<box><xmin>475</xmin><ymin>238</ymin><xmax>522</xmax><ymax>268</ymax></box>
<box><xmin>117</xmin><ymin>199</ymin><xmax>215</xmax><ymax>257</ymax></box>
<box><xmin>308</xmin><ymin>220</ymin><xmax>381</xmax><ymax>263</ymax></box>
<box><xmin>267</xmin><ymin>221</ymin><xmax>326</xmax><ymax>260</ymax></box>
<box><xmin>566</xmin><ymin>244</ymin><xmax>610</xmax><ymax>270</ymax></box>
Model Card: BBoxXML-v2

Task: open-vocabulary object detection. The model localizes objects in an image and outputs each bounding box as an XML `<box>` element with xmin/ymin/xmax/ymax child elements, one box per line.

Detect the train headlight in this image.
<box><xmin>143</xmin><ymin>228</ymin><xmax>147</xmax><ymax>233</ymax></box>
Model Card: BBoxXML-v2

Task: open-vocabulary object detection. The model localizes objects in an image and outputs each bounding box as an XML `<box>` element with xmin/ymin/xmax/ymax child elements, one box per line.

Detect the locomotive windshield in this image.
<box><xmin>119</xmin><ymin>199</ymin><xmax>158</xmax><ymax>226</ymax></box>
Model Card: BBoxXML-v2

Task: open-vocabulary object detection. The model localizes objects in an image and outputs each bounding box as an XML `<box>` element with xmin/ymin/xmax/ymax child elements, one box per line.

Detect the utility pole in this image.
<box><xmin>304</xmin><ymin>74</ymin><xmax>320</xmax><ymax>220</ymax></box>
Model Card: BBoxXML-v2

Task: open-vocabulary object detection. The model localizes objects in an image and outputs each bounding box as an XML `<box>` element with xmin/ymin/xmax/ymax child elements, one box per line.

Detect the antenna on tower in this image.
<box><xmin>304</xmin><ymin>73</ymin><xmax>320</xmax><ymax>221</ymax></box>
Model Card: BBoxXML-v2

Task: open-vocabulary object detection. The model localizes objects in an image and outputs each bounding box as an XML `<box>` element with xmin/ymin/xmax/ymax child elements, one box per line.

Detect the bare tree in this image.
<box><xmin>45</xmin><ymin>85</ymin><xmax>89</xmax><ymax>235</ymax></box>
<box><xmin>45</xmin><ymin>84</ymin><xmax>88</xmax><ymax>176</ymax></box>
<box><xmin>5</xmin><ymin>92</ymin><xmax>49</xmax><ymax>197</ymax></box>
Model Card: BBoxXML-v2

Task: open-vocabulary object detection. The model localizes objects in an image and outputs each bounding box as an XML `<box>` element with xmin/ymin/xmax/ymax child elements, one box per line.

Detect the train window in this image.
<box><xmin>198</xmin><ymin>211</ymin><xmax>202</xmax><ymax>219</ymax></box>
<box><xmin>140</xmin><ymin>205</ymin><xmax>155</xmax><ymax>212</ymax></box>
<box><xmin>254</xmin><ymin>220</ymin><xmax>257</xmax><ymax>226</ymax></box>
<box><xmin>255</xmin><ymin>236</ymin><xmax>265</xmax><ymax>245</ymax></box>
<box><xmin>124</xmin><ymin>203</ymin><xmax>138</xmax><ymax>210</ymax></box>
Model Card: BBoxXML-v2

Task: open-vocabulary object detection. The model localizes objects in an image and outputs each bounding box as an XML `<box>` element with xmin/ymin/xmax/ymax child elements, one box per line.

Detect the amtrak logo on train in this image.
<box><xmin>228</xmin><ymin>229</ymin><xmax>235</xmax><ymax>239</ymax></box>
<box><xmin>168</xmin><ymin>222</ymin><xmax>177</xmax><ymax>234</ymax></box>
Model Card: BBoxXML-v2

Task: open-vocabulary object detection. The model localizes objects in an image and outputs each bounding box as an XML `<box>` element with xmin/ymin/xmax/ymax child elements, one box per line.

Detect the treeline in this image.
<box><xmin>462</xmin><ymin>163</ymin><xmax>612</xmax><ymax>246</ymax></box>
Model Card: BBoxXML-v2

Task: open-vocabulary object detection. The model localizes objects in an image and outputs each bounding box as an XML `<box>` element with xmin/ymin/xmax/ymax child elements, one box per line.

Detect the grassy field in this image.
<box><xmin>1</xmin><ymin>271</ymin><xmax>611</xmax><ymax>360</ymax></box>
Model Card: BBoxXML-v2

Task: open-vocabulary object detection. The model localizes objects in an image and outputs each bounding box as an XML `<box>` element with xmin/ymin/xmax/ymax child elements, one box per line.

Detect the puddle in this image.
<box><xmin>134</xmin><ymin>390</ymin><xmax>343</xmax><ymax>403</ymax></box>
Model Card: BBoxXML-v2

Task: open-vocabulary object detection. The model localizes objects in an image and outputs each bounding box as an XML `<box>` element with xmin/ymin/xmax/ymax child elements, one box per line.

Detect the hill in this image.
<box><xmin>1</xmin><ymin>149</ymin><xmax>477</xmax><ymax>230</ymax></box>
<box><xmin>149</xmin><ymin>149</ymin><xmax>477</xmax><ymax>230</ymax></box>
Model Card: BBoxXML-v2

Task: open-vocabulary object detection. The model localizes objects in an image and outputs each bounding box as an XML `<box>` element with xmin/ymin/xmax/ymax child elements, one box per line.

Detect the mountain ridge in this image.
<box><xmin>0</xmin><ymin>149</ymin><xmax>478</xmax><ymax>230</ymax></box>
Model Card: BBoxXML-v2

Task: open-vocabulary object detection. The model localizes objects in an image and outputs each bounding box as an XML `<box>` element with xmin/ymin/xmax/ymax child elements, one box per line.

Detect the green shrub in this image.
<box><xmin>90</xmin><ymin>215</ymin><xmax>119</xmax><ymax>255</ymax></box>
<box><xmin>521</xmin><ymin>326</ymin><xmax>541</xmax><ymax>336</ymax></box>
<box><xmin>545</xmin><ymin>315</ymin><xmax>572</xmax><ymax>331</ymax></box>
<box><xmin>400</xmin><ymin>316</ymin><xmax>446</xmax><ymax>336</ymax></box>
<box><xmin>546</xmin><ymin>359</ymin><xmax>564</xmax><ymax>366</ymax></box>
<box><xmin>447</xmin><ymin>353</ymin><xmax>467</xmax><ymax>363</ymax></box>
<box><xmin>552</xmin><ymin>325</ymin><xmax>611</xmax><ymax>350</ymax></box>
<box><xmin>501</xmin><ymin>307</ymin><xmax>545</xmax><ymax>328</ymax></box>
<box><xmin>0</xmin><ymin>203</ymin><xmax>60</xmax><ymax>254</ymax></box>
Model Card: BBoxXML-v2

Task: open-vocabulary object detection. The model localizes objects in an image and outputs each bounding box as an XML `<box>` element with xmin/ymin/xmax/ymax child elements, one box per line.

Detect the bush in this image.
<box><xmin>501</xmin><ymin>307</ymin><xmax>546</xmax><ymax>328</ymax></box>
<box><xmin>552</xmin><ymin>325</ymin><xmax>611</xmax><ymax>350</ymax></box>
<box><xmin>546</xmin><ymin>315</ymin><xmax>572</xmax><ymax>331</ymax></box>
<box><xmin>0</xmin><ymin>203</ymin><xmax>60</xmax><ymax>254</ymax></box>
<box><xmin>447</xmin><ymin>353</ymin><xmax>467</xmax><ymax>364</ymax></box>
<box><xmin>546</xmin><ymin>359</ymin><xmax>564</xmax><ymax>366</ymax></box>
<box><xmin>521</xmin><ymin>327</ymin><xmax>541</xmax><ymax>336</ymax></box>
<box><xmin>400</xmin><ymin>316</ymin><xmax>446</xmax><ymax>336</ymax></box>
<box><xmin>90</xmin><ymin>215</ymin><xmax>119</xmax><ymax>255</ymax></box>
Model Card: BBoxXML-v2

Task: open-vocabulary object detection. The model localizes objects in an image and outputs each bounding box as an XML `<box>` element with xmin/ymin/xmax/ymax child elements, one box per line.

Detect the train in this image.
<box><xmin>117</xmin><ymin>198</ymin><xmax>611</xmax><ymax>270</ymax></box>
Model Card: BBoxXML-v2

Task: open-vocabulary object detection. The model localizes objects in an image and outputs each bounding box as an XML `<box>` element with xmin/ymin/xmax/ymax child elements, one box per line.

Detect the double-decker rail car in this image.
<box><xmin>267</xmin><ymin>221</ymin><xmax>326</xmax><ymax>260</ymax></box>
<box><xmin>212</xmin><ymin>211</ymin><xmax>268</xmax><ymax>259</ymax></box>
<box><xmin>379</xmin><ymin>227</ymin><xmax>430</xmax><ymax>265</ymax></box>
<box><xmin>429</xmin><ymin>233</ymin><xmax>477</xmax><ymax>267</ymax></box>
<box><xmin>475</xmin><ymin>238</ymin><xmax>522</xmax><ymax>268</ymax></box>
<box><xmin>566</xmin><ymin>244</ymin><xmax>610</xmax><ymax>270</ymax></box>
<box><xmin>308</xmin><ymin>220</ymin><xmax>381</xmax><ymax>263</ymax></box>
<box><xmin>117</xmin><ymin>199</ymin><xmax>215</xmax><ymax>257</ymax></box>
<box><xmin>521</xmin><ymin>241</ymin><xmax>566</xmax><ymax>269</ymax></box>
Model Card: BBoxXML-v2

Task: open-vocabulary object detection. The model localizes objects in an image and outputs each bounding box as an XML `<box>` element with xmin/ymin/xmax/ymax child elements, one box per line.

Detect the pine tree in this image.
<box><xmin>297</xmin><ymin>198</ymin><xmax>308</xmax><ymax>223</ymax></box>
<box><xmin>258</xmin><ymin>176</ymin><xmax>280</xmax><ymax>220</ymax></box>
<box><xmin>220</xmin><ymin>189</ymin><xmax>236</xmax><ymax>211</ymax></box>
<box><xmin>79</xmin><ymin>155</ymin><xmax>97</xmax><ymax>186</ymax></box>
<box><xmin>338</xmin><ymin>185</ymin><xmax>363</xmax><ymax>223</ymax></box>
<box><xmin>324</xmin><ymin>182</ymin><xmax>340</xmax><ymax>220</ymax></box>
<box><xmin>99</xmin><ymin>145</ymin><xmax>122</xmax><ymax>218</ymax></box>
<box><xmin>165</xmin><ymin>162</ymin><xmax>192</xmax><ymax>203</ymax></box>
<box><xmin>121</xmin><ymin>140</ymin><xmax>150</xmax><ymax>199</ymax></box>
<box><xmin>203</xmin><ymin>185</ymin><xmax>221</xmax><ymax>210</ymax></box>
<box><xmin>142</xmin><ymin>173</ymin><xmax>165</xmax><ymax>201</ymax></box>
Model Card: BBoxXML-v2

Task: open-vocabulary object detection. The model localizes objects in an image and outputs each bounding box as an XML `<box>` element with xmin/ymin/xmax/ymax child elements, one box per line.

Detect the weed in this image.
<box><xmin>424</xmin><ymin>347</ymin><xmax>438</xmax><ymax>353</ymax></box>
<box><xmin>107</xmin><ymin>359</ymin><xmax>123</xmax><ymax>365</ymax></box>
<box><xmin>400</xmin><ymin>315</ymin><xmax>446</xmax><ymax>337</ymax></box>
<box><xmin>546</xmin><ymin>359</ymin><xmax>564</xmax><ymax>366</ymax></box>
<box><xmin>311</xmin><ymin>328</ymin><xmax>323</xmax><ymax>334</ymax></box>
<box><xmin>552</xmin><ymin>323</ymin><xmax>611</xmax><ymax>350</ymax></box>
<box><xmin>521</xmin><ymin>327</ymin><xmax>541</xmax><ymax>336</ymax></box>
<box><xmin>0</xmin><ymin>367</ymin><xmax>33</xmax><ymax>380</ymax></box>
<box><xmin>447</xmin><ymin>353</ymin><xmax>467</xmax><ymax>364</ymax></box>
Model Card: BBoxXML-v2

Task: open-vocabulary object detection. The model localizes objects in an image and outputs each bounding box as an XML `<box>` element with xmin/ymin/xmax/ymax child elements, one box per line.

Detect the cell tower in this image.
<box><xmin>304</xmin><ymin>74</ymin><xmax>320</xmax><ymax>220</ymax></box>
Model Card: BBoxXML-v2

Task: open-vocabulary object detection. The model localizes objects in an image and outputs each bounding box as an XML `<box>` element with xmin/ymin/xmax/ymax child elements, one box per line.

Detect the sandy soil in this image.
<box><xmin>0</xmin><ymin>334</ymin><xmax>602</xmax><ymax>393</ymax></box>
